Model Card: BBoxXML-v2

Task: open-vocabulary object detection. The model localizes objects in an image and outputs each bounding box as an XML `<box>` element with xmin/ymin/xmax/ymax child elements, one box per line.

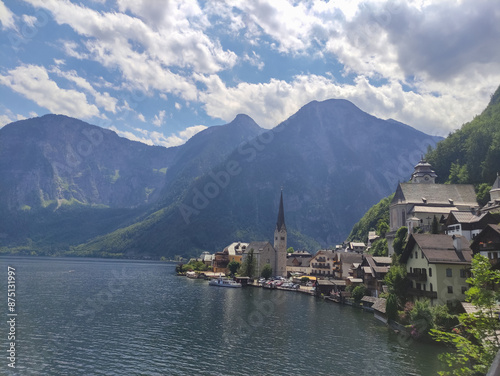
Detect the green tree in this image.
<box><xmin>393</xmin><ymin>226</ymin><xmax>408</xmax><ymax>256</ymax></box>
<box><xmin>351</xmin><ymin>285</ymin><xmax>368</xmax><ymax>303</ymax></box>
<box><xmin>371</xmin><ymin>238</ymin><xmax>388</xmax><ymax>256</ymax></box>
<box><xmin>447</xmin><ymin>161</ymin><xmax>469</xmax><ymax>184</ymax></box>
<box><xmin>476</xmin><ymin>183</ymin><xmax>492</xmax><ymax>207</ymax></box>
<box><xmin>227</xmin><ymin>260</ymin><xmax>240</xmax><ymax>276</ymax></box>
<box><xmin>431</xmin><ymin>216</ymin><xmax>440</xmax><ymax>234</ymax></box>
<box><xmin>377</xmin><ymin>220</ymin><xmax>390</xmax><ymax>238</ymax></box>
<box><xmin>261</xmin><ymin>263</ymin><xmax>273</xmax><ymax>279</ymax></box>
<box><xmin>287</xmin><ymin>247</ymin><xmax>295</xmax><ymax>254</ymax></box>
<box><xmin>431</xmin><ymin>255</ymin><xmax>500</xmax><ymax>375</ymax></box>
<box><xmin>240</xmin><ymin>249</ymin><xmax>256</xmax><ymax>278</ymax></box>
<box><xmin>384</xmin><ymin>263</ymin><xmax>409</xmax><ymax>308</ymax></box>
<box><xmin>386</xmin><ymin>293</ymin><xmax>399</xmax><ymax>321</ymax></box>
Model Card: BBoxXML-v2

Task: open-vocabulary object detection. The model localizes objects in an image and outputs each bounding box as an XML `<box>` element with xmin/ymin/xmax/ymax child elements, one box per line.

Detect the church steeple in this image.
<box><xmin>276</xmin><ymin>190</ymin><xmax>286</xmax><ymax>232</ymax></box>
<box><xmin>410</xmin><ymin>156</ymin><xmax>437</xmax><ymax>184</ymax></box>
<box><xmin>274</xmin><ymin>190</ymin><xmax>287</xmax><ymax>277</ymax></box>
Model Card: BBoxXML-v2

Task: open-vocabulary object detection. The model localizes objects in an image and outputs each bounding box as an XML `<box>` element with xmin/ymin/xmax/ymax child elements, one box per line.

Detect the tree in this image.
<box><xmin>431</xmin><ymin>255</ymin><xmax>500</xmax><ymax>375</ymax></box>
<box><xmin>287</xmin><ymin>247</ymin><xmax>295</xmax><ymax>254</ymax></box>
<box><xmin>261</xmin><ymin>263</ymin><xmax>273</xmax><ymax>279</ymax></box>
<box><xmin>393</xmin><ymin>226</ymin><xmax>408</xmax><ymax>256</ymax></box>
<box><xmin>384</xmin><ymin>263</ymin><xmax>409</xmax><ymax>308</ymax></box>
<box><xmin>371</xmin><ymin>238</ymin><xmax>388</xmax><ymax>256</ymax></box>
<box><xmin>240</xmin><ymin>249</ymin><xmax>256</xmax><ymax>278</ymax></box>
<box><xmin>227</xmin><ymin>261</ymin><xmax>240</xmax><ymax>276</ymax></box>
<box><xmin>351</xmin><ymin>285</ymin><xmax>368</xmax><ymax>303</ymax></box>
<box><xmin>431</xmin><ymin>216</ymin><xmax>440</xmax><ymax>234</ymax></box>
<box><xmin>377</xmin><ymin>220</ymin><xmax>389</xmax><ymax>238</ymax></box>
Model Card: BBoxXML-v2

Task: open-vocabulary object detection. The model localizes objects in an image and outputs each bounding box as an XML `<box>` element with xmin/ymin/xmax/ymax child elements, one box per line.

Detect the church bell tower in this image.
<box><xmin>274</xmin><ymin>190</ymin><xmax>287</xmax><ymax>277</ymax></box>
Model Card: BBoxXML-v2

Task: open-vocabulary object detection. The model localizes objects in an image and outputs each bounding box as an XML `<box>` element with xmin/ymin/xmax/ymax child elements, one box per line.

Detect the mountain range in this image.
<box><xmin>0</xmin><ymin>99</ymin><xmax>442</xmax><ymax>258</ymax></box>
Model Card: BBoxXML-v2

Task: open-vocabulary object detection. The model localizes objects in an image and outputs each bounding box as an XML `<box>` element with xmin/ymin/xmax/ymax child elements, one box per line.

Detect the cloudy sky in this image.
<box><xmin>1</xmin><ymin>0</ymin><xmax>499</xmax><ymax>147</ymax></box>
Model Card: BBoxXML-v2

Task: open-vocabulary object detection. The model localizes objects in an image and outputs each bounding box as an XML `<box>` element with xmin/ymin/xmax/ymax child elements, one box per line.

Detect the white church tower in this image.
<box><xmin>274</xmin><ymin>190</ymin><xmax>287</xmax><ymax>277</ymax></box>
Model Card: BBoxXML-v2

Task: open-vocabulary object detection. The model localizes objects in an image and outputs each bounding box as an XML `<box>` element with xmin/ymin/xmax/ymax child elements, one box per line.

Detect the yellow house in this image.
<box><xmin>401</xmin><ymin>233</ymin><xmax>472</xmax><ymax>306</ymax></box>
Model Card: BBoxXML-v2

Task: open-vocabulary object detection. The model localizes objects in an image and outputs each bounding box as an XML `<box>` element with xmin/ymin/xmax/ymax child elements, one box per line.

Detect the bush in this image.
<box><xmin>351</xmin><ymin>285</ymin><xmax>368</xmax><ymax>303</ymax></box>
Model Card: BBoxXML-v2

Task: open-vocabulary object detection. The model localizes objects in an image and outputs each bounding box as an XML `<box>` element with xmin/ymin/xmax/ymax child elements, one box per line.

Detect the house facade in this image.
<box><xmin>310</xmin><ymin>250</ymin><xmax>337</xmax><ymax>277</ymax></box>
<box><xmin>401</xmin><ymin>234</ymin><xmax>472</xmax><ymax>306</ymax></box>
<box><xmin>243</xmin><ymin>241</ymin><xmax>276</xmax><ymax>278</ymax></box>
<box><xmin>470</xmin><ymin>224</ymin><xmax>500</xmax><ymax>268</ymax></box>
<box><xmin>445</xmin><ymin>211</ymin><xmax>498</xmax><ymax>241</ymax></box>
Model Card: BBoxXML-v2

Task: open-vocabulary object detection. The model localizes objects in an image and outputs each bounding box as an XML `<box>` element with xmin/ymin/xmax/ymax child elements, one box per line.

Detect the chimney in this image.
<box><xmin>453</xmin><ymin>235</ymin><xmax>462</xmax><ymax>252</ymax></box>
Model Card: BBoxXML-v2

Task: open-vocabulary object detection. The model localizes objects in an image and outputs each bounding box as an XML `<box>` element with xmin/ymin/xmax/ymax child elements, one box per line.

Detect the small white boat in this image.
<box><xmin>209</xmin><ymin>277</ymin><xmax>242</xmax><ymax>288</ymax></box>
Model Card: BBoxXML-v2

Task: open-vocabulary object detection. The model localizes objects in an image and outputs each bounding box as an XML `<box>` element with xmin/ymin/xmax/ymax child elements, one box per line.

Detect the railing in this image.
<box><xmin>407</xmin><ymin>272</ymin><xmax>427</xmax><ymax>282</ymax></box>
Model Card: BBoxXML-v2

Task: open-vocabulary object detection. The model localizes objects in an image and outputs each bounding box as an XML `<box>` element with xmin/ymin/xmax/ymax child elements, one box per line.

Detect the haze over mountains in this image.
<box><xmin>0</xmin><ymin>99</ymin><xmax>441</xmax><ymax>258</ymax></box>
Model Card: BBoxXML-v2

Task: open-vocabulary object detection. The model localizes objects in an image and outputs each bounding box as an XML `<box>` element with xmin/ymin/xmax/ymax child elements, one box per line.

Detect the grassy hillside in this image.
<box><xmin>426</xmin><ymin>85</ymin><xmax>500</xmax><ymax>186</ymax></box>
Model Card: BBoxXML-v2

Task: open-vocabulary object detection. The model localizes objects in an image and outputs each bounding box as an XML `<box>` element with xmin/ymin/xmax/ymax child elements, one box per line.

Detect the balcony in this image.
<box><xmin>409</xmin><ymin>288</ymin><xmax>437</xmax><ymax>299</ymax></box>
<box><xmin>407</xmin><ymin>272</ymin><xmax>427</xmax><ymax>282</ymax></box>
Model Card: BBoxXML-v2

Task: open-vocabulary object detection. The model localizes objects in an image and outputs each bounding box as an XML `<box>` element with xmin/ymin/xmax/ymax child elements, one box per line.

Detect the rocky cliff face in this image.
<box><xmin>0</xmin><ymin>115</ymin><xmax>177</xmax><ymax>211</ymax></box>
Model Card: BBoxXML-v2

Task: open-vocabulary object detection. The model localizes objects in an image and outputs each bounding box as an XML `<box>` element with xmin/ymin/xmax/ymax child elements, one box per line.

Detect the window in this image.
<box><xmin>461</xmin><ymin>286</ymin><xmax>468</xmax><ymax>294</ymax></box>
<box><xmin>281</xmin><ymin>237</ymin><xmax>285</xmax><ymax>241</ymax></box>
<box><xmin>446</xmin><ymin>268</ymin><xmax>452</xmax><ymax>278</ymax></box>
<box><xmin>429</xmin><ymin>268</ymin><xmax>432</xmax><ymax>277</ymax></box>
<box><xmin>410</xmin><ymin>267</ymin><xmax>413</xmax><ymax>274</ymax></box>
<box><xmin>430</xmin><ymin>283</ymin><xmax>433</xmax><ymax>291</ymax></box>
<box><xmin>416</xmin><ymin>283</ymin><xmax>421</xmax><ymax>291</ymax></box>
<box><xmin>423</xmin><ymin>284</ymin><xmax>426</xmax><ymax>291</ymax></box>
<box><xmin>421</xmin><ymin>251</ymin><xmax>424</xmax><ymax>259</ymax></box>
<box><xmin>447</xmin><ymin>286</ymin><xmax>453</xmax><ymax>294</ymax></box>
<box><xmin>460</xmin><ymin>269</ymin><xmax>467</xmax><ymax>278</ymax></box>
<box><xmin>415</xmin><ymin>252</ymin><xmax>418</xmax><ymax>259</ymax></box>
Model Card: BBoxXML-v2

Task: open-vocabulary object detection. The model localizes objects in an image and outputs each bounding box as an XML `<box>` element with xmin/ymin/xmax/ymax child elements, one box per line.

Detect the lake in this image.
<box><xmin>1</xmin><ymin>257</ymin><xmax>444</xmax><ymax>375</ymax></box>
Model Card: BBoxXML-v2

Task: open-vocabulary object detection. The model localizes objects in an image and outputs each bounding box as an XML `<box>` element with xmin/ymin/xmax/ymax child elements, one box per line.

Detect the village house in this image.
<box><xmin>387</xmin><ymin>158</ymin><xmax>478</xmax><ymax>255</ymax></box>
<box><xmin>286</xmin><ymin>250</ymin><xmax>312</xmax><ymax>276</ymax></box>
<box><xmin>347</xmin><ymin>241</ymin><xmax>366</xmax><ymax>253</ymax></box>
<box><xmin>335</xmin><ymin>252</ymin><xmax>363</xmax><ymax>280</ymax></box>
<box><xmin>310</xmin><ymin>250</ymin><xmax>337</xmax><ymax>277</ymax></box>
<box><xmin>355</xmin><ymin>255</ymin><xmax>392</xmax><ymax>297</ymax></box>
<box><xmin>243</xmin><ymin>241</ymin><xmax>276</xmax><ymax>277</ymax></box>
<box><xmin>401</xmin><ymin>233</ymin><xmax>472</xmax><ymax>306</ymax></box>
<box><xmin>445</xmin><ymin>211</ymin><xmax>498</xmax><ymax>241</ymax></box>
<box><xmin>470</xmin><ymin>224</ymin><xmax>500</xmax><ymax>268</ymax></box>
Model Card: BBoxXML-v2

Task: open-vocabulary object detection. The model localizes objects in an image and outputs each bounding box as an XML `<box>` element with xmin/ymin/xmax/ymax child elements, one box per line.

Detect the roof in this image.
<box><xmin>317</xmin><ymin>280</ymin><xmax>335</xmax><ymax>286</ymax></box>
<box><xmin>338</xmin><ymin>252</ymin><xmax>363</xmax><ymax>264</ymax></box>
<box><xmin>348</xmin><ymin>277</ymin><xmax>363</xmax><ymax>283</ymax></box>
<box><xmin>447</xmin><ymin>211</ymin><xmax>488</xmax><ymax>224</ymax></box>
<box><xmin>401</xmin><ymin>234</ymin><xmax>472</xmax><ymax>265</ymax></box>
<box><xmin>312</xmin><ymin>250</ymin><xmax>336</xmax><ymax>260</ymax></box>
<box><xmin>361</xmin><ymin>296</ymin><xmax>378</xmax><ymax>304</ymax></box>
<box><xmin>276</xmin><ymin>190</ymin><xmax>286</xmax><ymax>232</ymax></box>
<box><xmin>372</xmin><ymin>298</ymin><xmax>387</xmax><ymax>314</ymax></box>
<box><xmin>246</xmin><ymin>241</ymin><xmax>274</xmax><ymax>254</ymax></box>
<box><xmin>363</xmin><ymin>266</ymin><xmax>372</xmax><ymax>274</ymax></box>
<box><xmin>224</xmin><ymin>242</ymin><xmax>249</xmax><ymax>255</ymax></box>
<box><xmin>350</xmin><ymin>242</ymin><xmax>366</xmax><ymax>247</ymax></box>
<box><xmin>372</xmin><ymin>257</ymin><xmax>392</xmax><ymax>265</ymax></box>
<box><xmin>393</xmin><ymin>183</ymin><xmax>478</xmax><ymax>207</ymax></box>
<box><xmin>470</xmin><ymin>224</ymin><xmax>500</xmax><ymax>251</ymax></box>
<box><xmin>492</xmin><ymin>174</ymin><xmax>500</xmax><ymax>190</ymax></box>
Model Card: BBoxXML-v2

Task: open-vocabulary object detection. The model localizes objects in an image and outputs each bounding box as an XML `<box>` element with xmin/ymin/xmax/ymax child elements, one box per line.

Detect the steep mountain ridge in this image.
<box><xmin>76</xmin><ymin>99</ymin><xmax>442</xmax><ymax>258</ymax></box>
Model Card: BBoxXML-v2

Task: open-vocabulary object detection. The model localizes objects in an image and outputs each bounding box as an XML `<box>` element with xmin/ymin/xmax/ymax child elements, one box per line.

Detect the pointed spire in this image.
<box><xmin>276</xmin><ymin>190</ymin><xmax>286</xmax><ymax>232</ymax></box>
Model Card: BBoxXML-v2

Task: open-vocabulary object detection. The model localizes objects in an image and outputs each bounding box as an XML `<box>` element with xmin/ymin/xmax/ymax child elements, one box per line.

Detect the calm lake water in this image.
<box><xmin>1</xmin><ymin>257</ymin><xmax>445</xmax><ymax>375</ymax></box>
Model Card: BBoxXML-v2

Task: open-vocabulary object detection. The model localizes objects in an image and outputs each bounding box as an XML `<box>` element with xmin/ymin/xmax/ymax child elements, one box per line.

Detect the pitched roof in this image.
<box><xmin>447</xmin><ymin>211</ymin><xmax>488</xmax><ymax>224</ymax></box>
<box><xmin>338</xmin><ymin>252</ymin><xmax>363</xmax><ymax>264</ymax></box>
<box><xmin>372</xmin><ymin>298</ymin><xmax>387</xmax><ymax>314</ymax></box>
<box><xmin>393</xmin><ymin>183</ymin><xmax>478</xmax><ymax>207</ymax></box>
<box><xmin>492</xmin><ymin>174</ymin><xmax>500</xmax><ymax>190</ymax></box>
<box><xmin>276</xmin><ymin>190</ymin><xmax>286</xmax><ymax>232</ymax></box>
<box><xmin>402</xmin><ymin>234</ymin><xmax>472</xmax><ymax>264</ymax></box>
<box><xmin>372</xmin><ymin>257</ymin><xmax>392</xmax><ymax>265</ymax></box>
<box><xmin>246</xmin><ymin>241</ymin><xmax>274</xmax><ymax>254</ymax></box>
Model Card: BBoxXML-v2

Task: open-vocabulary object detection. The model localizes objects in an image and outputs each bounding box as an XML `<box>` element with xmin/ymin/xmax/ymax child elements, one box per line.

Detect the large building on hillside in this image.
<box><xmin>387</xmin><ymin>158</ymin><xmax>478</xmax><ymax>255</ymax></box>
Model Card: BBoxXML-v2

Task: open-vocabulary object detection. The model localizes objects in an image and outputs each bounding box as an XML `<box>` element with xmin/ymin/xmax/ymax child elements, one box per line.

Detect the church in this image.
<box><xmin>387</xmin><ymin>158</ymin><xmax>478</xmax><ymax>255</ymax></box>
<box><xmin>241</xmin><ymin>191</ymin><xmax>288</xmax><ymax>277</ymax></box>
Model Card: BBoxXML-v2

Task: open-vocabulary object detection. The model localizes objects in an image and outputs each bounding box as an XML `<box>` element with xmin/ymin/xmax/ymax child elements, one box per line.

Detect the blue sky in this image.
<box><xmin>1</xmin><ymin>0</ymin><xmax>499</xmax><ymax>147</ymax></box>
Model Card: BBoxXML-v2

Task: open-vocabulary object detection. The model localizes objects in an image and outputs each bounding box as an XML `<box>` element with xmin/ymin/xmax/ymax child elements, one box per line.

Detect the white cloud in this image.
<box><xmin>0</xmin><ymin>1</ymin><xmax>16</xmax><ymax>30</ymax></box>
<box><xmin>196</xmin><ymin>73</ymin><xmax>493</xmax><ymax>136</ymax></box>
<box><xmin>51</xmin><ymin>67</ymin><xmax>118</xmax><ymax>113</ymax></box>
<box><xmin>0</xmin><ymin>64</ymin><xmax>100</xmax><ymax>119</ymax></box>
<box><xmin>152</xmin><ymin>110</ymin><xmax>166</xmax><ymax>127</ymax></box>
<box><xmin>137</xmin><ymin>113</ymin><xmax>146</xmax><ymax>122</ymax></box>
<box><xmin>174</xmin><ymin>102</ymin><xmax>182</xmax><ymax>110</ymax></box>
<box><xmin>110</xmin><ymin>124</ymin><xmax>207</xmax><ymax>147</ymax></box>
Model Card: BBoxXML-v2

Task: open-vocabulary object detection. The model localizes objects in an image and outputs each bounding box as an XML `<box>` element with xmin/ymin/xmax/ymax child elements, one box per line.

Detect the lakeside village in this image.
<box><xmin>177</xmin><ymin>160</ymin><xmax>500</xmax><ymax>349</ymax></box>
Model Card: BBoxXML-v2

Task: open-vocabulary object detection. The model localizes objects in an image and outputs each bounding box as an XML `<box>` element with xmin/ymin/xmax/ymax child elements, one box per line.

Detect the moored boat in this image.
<box><xmin>208</xmin><ymin>277</ymin><xmax>242</xmax><ymax>288</ymax></box>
